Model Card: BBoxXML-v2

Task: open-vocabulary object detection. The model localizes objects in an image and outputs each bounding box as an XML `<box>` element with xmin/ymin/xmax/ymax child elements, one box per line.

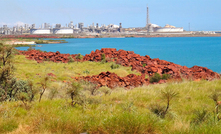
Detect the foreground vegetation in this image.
<box><xmin>1</xmin><ymin>80</ymin><xmax>221</xmax><ymax>134</ymax></box>
<box><xmin>14</xmin><ymin>55</ymin><xmax>139</xmax><ymax>84</ymax></box>
<box><xmin>1</xmin><ymin>44</ymin><xmax>221</xmax><ymax>133</ymax></box>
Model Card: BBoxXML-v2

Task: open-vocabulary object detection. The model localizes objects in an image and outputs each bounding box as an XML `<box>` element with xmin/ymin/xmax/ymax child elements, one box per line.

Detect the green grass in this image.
<box><xmin>1</xmin><ymin>55</ymin><xmax>221</xmax><ymax>133</ymax></box>
<box><xmin>0</xmin><ymin>38</ymin><xmax>67</xmax><ymax>46</ymax></box>
<box><xmin>14</xmin><ymin>55</ymin><xmax>140</xmax><ymax>84</ymax></box>
<box><xmin>1</xmin><ymin>79</ymin><xmax>221</xmax><ymax>133</ymax></box>
<box><xmin>12</xmin><ymin>44</ymin><xmax>36</xmax><ymax>47</ymax></box>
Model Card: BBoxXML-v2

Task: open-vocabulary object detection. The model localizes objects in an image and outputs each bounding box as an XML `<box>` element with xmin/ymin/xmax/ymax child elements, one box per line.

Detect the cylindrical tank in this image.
<box><xmin>53</xmin><ymin>29</ymin><xmax>73</xmax><ymax>34</ymax></box>
<box><xmin>154</xmin><ymin>27</ymin><xmax>183</xmax><ymax>32</ymax></box>
<box><xmin>30</xmin><ymin>29</ymin><xmax>50</xmax><ymax>34</ymax></box>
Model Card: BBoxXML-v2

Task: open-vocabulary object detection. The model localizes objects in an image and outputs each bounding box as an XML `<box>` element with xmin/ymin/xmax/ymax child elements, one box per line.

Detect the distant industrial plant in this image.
<box><xmin>0</xmin><ymin>6</ymin><xmax>216</xmax><ymax>35</ymax></box>
<box><xmin>0</xmin><ymin>21</ymin><xmax>123</xmax><ymax>35</ymax></box>
<box><xmin>146</xmin><ymin>6</ymin><xmax>183</xmax><ymax>33</ymax></box>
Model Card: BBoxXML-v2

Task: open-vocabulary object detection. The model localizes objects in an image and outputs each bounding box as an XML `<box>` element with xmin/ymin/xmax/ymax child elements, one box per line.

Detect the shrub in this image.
<box><xmin>149</xmin><ymin>103</ymin><xmax>166</xmax><ymax>117</ymax></box>
<box><xmin>149</xmin><ymin>73</ymin><xmax>161</xmax><ymax>83</ymax></box>
<box><xmin>82</xmin><ymin>81</ymin><xmax>97</xmax><ymax>95</ymax></box>
<box><xmin>0</xmin><ymin>44</ymin><xmax>16</xmax><ymax>101</ymax></box>
<box><xmin>209</xmin><ymin>90</ymin><xmax>221</xmax><ymax>121</ymax></box>
<box><xmin>35</xmin><ymin>40</ymin><xmax>48</xmax><ymax>44</ymax></box>
<box><xmin>0</xmin><ymin>119</ymin><xmax>18</xmax><ymax>133</ymax></box>
<box><xmin>43</xmin><ymin>58</ymin><xmax>50</xmax><ymax>61</ymax></box>
<box><xmin>75</xmin><ymin>53</ymin><xmax>83</xmax><ymax>63</ymax></box>
<box><xmin>0</xmin><ymin>44</ymin><xmax>37</xmax><ymax>103</ymax></box>
<box><xmin>15</xmin><ymin>80</ymin><xmax>37</xmax><ymax>102</ymax></box>
<box><xmin>110</xmin><ymin>63</ymin><xmax>119</xmax><ymax>69</ymax></box>
<box><xmin>160</xmin><ymin>88</ymin><xmax>179</xmax><ymax>118</ymax></box>
<box><xmin>149</xmin><ymin>89</ymin><xmax>178</xmax><ymax>118</ymax></box>
<box><xmin>38</xmin><ymin>75</ymin><xmax>49</xmax><ymax>102</ymax></box>
<box><xmin>191</xmin><ymin>109</ymin><xmax>209</xmax><ymax>124</ymax></box>
<box><xmin>66</xmin><ymin>82</ymin><xmax>84</xmax><ymax>106</ymax></box>
<box><xmin>101</xmin><ymin>53</ymin><xmax>106</xmax><ymax>64</ymax></box>
<box><xmin>83</xmin><ymin>69</ymin><xmax>90</xmax><ymax>74</ymax></box>
<box><xmin>98</xmin><ymin>86</ymin><xmax>112</xmax><ymax>95</ymax></box>
<box><xmin>48</xmin><ymin>88</ymin><xmax>59</xmax><ymax>100</ymax></box>
<box><xmin>162</xmin><ymin>74</ymin><xmax>171</xmax><ymax>80</ymax></box>
<box><xmin>68</xmin><ymin>56</ymin><xmax>74</xmax><ymax>63</ymax></box>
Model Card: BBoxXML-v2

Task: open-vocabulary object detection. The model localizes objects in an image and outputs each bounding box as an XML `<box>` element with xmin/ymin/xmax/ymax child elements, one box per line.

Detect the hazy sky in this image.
<box><xmin>0</xmin><ymin>0</ymin><xmax>220</xmax><ymax>31</ymax></box>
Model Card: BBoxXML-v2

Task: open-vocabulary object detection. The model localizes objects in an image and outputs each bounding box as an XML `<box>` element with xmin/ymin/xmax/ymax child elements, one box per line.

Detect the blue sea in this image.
<box><xmin>17</xmin><ymin>37</ymin><xmax>221</xmax><ymax>73</ymax></box>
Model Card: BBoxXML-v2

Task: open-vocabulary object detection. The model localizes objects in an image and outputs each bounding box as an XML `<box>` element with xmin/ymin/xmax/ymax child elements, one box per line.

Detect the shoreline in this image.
<box><xmin>0</xmin><ymin>33</ymin><xmax>221</xmax><ymax>39</ymax></box>
<box><xmin>1</xmin><ymin>39</ymin><xmax>67</xmax><ymax>48</ymax></box>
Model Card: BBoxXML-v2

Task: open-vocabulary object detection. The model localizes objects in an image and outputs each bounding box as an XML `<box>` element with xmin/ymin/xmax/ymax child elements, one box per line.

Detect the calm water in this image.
<box><xmin>17</xmin><ymin>37</ymin><xmax>221</xmax><ymax>73</ymax></box>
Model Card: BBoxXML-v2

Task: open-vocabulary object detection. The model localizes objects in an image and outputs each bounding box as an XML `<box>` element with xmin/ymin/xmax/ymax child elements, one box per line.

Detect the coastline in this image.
<box><xmin>1</xmin><ymin>33</ymin><xmax>221</xmax><ymax>39</ymax></box>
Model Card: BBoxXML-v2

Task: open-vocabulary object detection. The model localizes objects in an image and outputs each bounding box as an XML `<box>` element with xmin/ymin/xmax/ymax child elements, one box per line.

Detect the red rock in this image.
<box><xmin>18</xmin><ymin>48</ymin><xmax>220</xmax><ymax>86</ymax></box>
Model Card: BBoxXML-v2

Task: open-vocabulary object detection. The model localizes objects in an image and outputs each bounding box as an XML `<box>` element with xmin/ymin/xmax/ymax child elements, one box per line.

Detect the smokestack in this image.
<box><xmin>146</xmin><ymin>5</ymin><xmax>149</xmax><ymax>28</ymax></box>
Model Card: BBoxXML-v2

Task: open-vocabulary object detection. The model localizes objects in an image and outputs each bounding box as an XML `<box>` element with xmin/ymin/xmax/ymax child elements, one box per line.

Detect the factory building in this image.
<box><xmin>146</xmin><ymin>6</ymin><xmax>183</xmax><ymax>33</ymax></box>
<box><xmin>30</xmin><ymin>29</ymin><xmax>50</xmax><ymax>34</ymax></box>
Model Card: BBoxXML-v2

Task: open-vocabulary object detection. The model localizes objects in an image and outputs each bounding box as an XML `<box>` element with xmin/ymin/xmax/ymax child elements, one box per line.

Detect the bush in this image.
<box><xmin>15</xmin><ymin>80</ymin><xmax>37</xmax><ymax>102</ymax></box>
<box><xmin>66</xmin><ymin>82</ymin><xmax>84</xmax><ymax>106</ymax></box>
<box><xmin>83</xmin><ymin>69</ymin><xmax>90</xmax><ymax>74</ymax></box>
<box><xmin>98</xmin><ymin>86</ymin><xmax>112</xmax><ymax>95</ymax></box>
<box><xmin>75</xmin><ymin>53</ymin><xmax>83</xmax><ymax>63</ymax></box>
<box><xmin>68</xmin><ymin>56</ymin><xmax>74</xmax><ymax>63</ymax></box>
<box><xmin>101</xmin><ymin>53</ymin><xmax>106</xmax><ymax>64</ymax></box>
<box><xmin>149</xmin><ymin>88</ymin><xmax>178</xmax><ymax>118</ymax></box>
<box><xmin>35</xmin><ymin>40</ymin><xmax>48</xmax><ymax>44</ymax></box>
<box><xmin>162</xmin><ymin>74</ymin><xmax>171</xmax><ymax>80</ymax></box>
<box><xmin>191</xmin><ymin>109</ymin><xmax>209</xmax><ymax>124</ymax></box>
<box><xmin>0</xmin><ymin>119</ymin><xmax>18</xmax><ymax>133</ymax></box>
<box><xmin>0</xmin><ymin>44</ymin><xmax>16</xmax><ymax>102</ymax></box>
<box><xmin>149</xmin><ymin>73</ymin><xmax>161</xmax><ymax>83</ymax></box>
<box><xmin>160</xmin><ymin>88</ymin><xmax>179</xmax><ymax>118</ymax></box>
<box><xmin>149</xmin><ymin>103</ymin><xmax>166</xmax><ymax>117</ymax></box>
<box><xmin>38</xmin><ymin>76</ymin><xmax>49</xmax><ymax>102</ymax></box>
<box><xmin>48</xmin><ymin>88</ymin><xmax>59</xmax><ymax>100</ymax></box>
<box><xmin>110</xmin><ymin>63</ymin><xmax>119</xmax><ymax>69</ymax></box>
<box><xmin>82</xmin><ymin>81</ymin><xmax>97</xmax><ymax>95</ymax></box>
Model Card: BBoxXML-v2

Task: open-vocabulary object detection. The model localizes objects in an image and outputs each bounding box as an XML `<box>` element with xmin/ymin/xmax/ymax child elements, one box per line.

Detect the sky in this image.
<box><xmin>0</xmin><ymin>0</ymin><xmax>221</xmax><ymax>31</ymax></box>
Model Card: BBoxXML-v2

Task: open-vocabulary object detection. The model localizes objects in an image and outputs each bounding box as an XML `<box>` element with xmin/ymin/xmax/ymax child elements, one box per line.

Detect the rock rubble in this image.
<box><xmin>19</xmin><ymin>48</ymin><xmax>220</xmax><ymax>88</ymax></box>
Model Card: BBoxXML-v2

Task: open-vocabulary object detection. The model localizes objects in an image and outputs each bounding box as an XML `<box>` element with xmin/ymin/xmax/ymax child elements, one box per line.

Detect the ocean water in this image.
<box><xmin>17</xmin><ymin>37</ymin><xmax>221</xmax><ymax>73</ymax></box>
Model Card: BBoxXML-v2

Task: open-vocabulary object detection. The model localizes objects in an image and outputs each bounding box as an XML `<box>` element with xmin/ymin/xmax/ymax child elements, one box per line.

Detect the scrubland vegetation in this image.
<box><xmin>1</xmin><ymin>43</ymin><xmax>221</xmax><ymax>134</ymax></box>
<box><xmin>0</xmin><ymin>38</ymin><xmax>67</xmax><ymax>47</ymax></box>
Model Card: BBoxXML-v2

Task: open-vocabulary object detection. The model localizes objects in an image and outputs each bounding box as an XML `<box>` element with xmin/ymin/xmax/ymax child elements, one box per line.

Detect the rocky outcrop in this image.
<box><xmin>83</xmin><ymin>48</ymin><xmax>219</xmax><ymax>81</ymax></box>
<box><xmin>19</xmin><ymin>48</ymin><xmax>220</xmax><ymax>88</ymax></box>
<box><xmin>74</xmin><ymin>71</ymin><xmax>157</xmax><ymax>89</ymax></box>
<box><xmin>20</xmin><ymin>50</ymin><xmax>78</xmax><ymax>63</ymax></box>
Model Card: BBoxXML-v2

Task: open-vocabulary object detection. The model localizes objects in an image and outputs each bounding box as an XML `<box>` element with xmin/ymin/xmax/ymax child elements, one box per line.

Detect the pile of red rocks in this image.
<box><xmin>19</xmin><ymin>50</ymin><xmax>78</xmax><ymax>63</ymax></box>
<box><xmin>75</xmin><ymin>71</ymin><xmax>159</xmax><ymax>89</ymax></box>
<box><xmin>19</xmin><ymin>48</ymin><xmax>220</xmax><ymax>88</ymax></box>
<box><xmin>83</xmin><ymin>48</ymin><xmax>220</xmax><ymax>80</ymax></box>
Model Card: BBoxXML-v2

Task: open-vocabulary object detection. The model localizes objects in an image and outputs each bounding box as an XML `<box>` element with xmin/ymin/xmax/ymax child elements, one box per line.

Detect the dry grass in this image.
<box><xmin>13</xmin><ymin>55</ymin><xmax>140</xmax><ymax>84</ymax></box>
<box><xmin>1</xmin><ymin>55</ymin><xmax>221</xmax><ymax>133</ymax></box>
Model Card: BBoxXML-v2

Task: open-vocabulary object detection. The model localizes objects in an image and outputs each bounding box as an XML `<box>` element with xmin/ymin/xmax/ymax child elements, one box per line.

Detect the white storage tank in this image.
<box><xmin>30</xmin><ymin>29</ymin><xmax>50</xmax><ymax>34</ymax></box>
<box><xmin>153</xmin><ymin>24</ymin><xmax>184</xmax><ymax>33</ymax></box>
<box><xmin>53</xmin><ymin>28</ymin><xmax>73</xmax><ymax>34</ymax></box>
<box><xmin>154</xmin><ymin>27</ymin><xmax>184</xmax><ymax>33</ymax></box>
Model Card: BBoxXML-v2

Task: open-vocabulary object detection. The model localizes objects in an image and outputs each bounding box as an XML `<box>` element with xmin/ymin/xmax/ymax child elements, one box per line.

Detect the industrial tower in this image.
<box><xmin>146</xmin><ymin>5</ymin><xmax>153</xmax><ymax>33</ymax></box>
<box><xmin>146</xmin><ymin>5</ymin><xmax>150</xmax><ymax>28</ymax></box>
